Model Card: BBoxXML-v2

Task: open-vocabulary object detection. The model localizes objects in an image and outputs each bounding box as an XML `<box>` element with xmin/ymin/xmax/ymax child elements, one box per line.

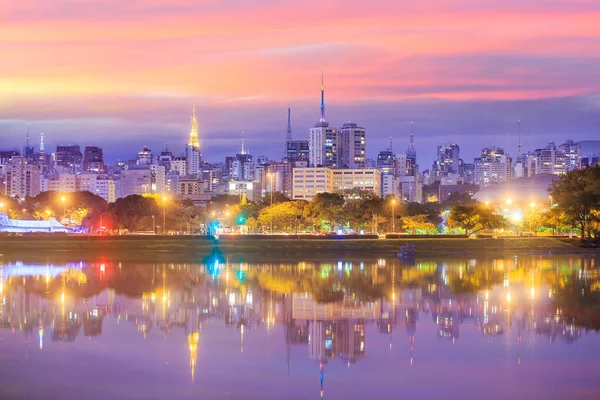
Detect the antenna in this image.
<box><xmin>517</xmin><ymin>120</ymin><xmax>521</xmax><ymax>158</ymax></box>
<box><xmin>390</xmin><ymin>136</ymin><xmax>393</xmax><ymax>152</ymax></box>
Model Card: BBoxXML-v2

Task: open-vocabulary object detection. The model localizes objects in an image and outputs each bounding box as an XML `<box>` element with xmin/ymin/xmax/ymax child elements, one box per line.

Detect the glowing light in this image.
<box><xmin>530</xmin><ymin>287</ymin><xmax>535</xmax><ymax>299</ymax></box>
<box><xmin>484</xmin><ymin>200</ymin><xmax>490</xmax><ymax>206</ymax></box>
<box><xmin>530</xmin><ymin>202</ymin><xmax>536</xmax><ymax>208</ymax></box>
<box><xmin>506</xmin><ymin>198</ymin><xmax>512</xmax><ymax>205</ymax></box>
<box><xmin>60</xmin><ymin>196</ymin><xmax>66</xmax><ymax>202</ymax></box>
<box><xmin>61</xmin><ymin>291</ymin><xmax>65</xmax><ymax>303</ymax></box>
<box><xmin>506</xmin><ymin>292</ymin><xmax>511</xmax><ymax>303</ymax></box>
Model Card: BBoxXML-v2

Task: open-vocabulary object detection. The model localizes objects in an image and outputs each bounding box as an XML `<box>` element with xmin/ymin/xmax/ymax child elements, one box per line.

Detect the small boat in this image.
<box><xmin>397</xmin><ymin>243</ymin><xmax>416</xmax><ymax>258</ymax></box>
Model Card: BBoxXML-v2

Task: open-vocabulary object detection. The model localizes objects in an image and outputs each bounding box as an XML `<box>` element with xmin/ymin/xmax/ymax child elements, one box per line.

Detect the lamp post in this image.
<box><xmin>391</xmin><ymin>198</ymin><xmax>397</xmax><ymax>233</ymax></box>
<box><xmin>269</xmin><ymin>173</ymin><xmax>274</xmax><ymax>234</ymax></box>
<box><xmin>162</xmin><ymin>196</ymin><xmax>167</xmax><ymax>235</ymax></box>
<box><xmin>61</xmin><ymin>196</ymin><xmax>67</xmax><ymax>223</ymax></box>
<box><xmin>151</xmin><ymin>215</ymin><xmax>156</xmax><ymax>234</ymax></box>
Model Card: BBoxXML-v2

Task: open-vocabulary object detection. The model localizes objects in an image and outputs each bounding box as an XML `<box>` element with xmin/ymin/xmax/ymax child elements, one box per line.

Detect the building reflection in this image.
<box><xmin>0</xmin><ymin>254</ymin><xmax>598</xmax><ymax>380</ymax></box>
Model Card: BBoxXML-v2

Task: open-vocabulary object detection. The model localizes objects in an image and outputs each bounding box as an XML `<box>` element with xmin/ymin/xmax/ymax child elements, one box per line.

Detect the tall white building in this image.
<box><xmin>527</xmin><ymin>142</ymin><xmax>568</xmax><ymax>176</ymax></box>
<box><xmin>5</xmin><ymin>157</ymin><xmax>41</xmax><ymax>199</ymax></box>
<box><xmin>95</xmin><ymin>178</ymin><xmax>116</xmax><ymax>203</ymax></box>
<box><xmin>185</xmin><ymin>107</ymin><xmax>202</xmax><ymax>175</ymax></box>
<box><xmin>308</xmin><ymin>75</ymin><xmax>339</xmax><ymax>168</ymax></box>
<box><xmin>150</xmin><ymin>165</ymin><xmax>166</xmax><ymax>194</ymax></box>
<box><xmin>338</xmin><ymin>122</ymin><xmax>366</xmax><ymax>168</ymax></box>
<box><xmin>474</xmin><ymin>146</ymin><xmax>512</xmax><ymax>187</ymax></box>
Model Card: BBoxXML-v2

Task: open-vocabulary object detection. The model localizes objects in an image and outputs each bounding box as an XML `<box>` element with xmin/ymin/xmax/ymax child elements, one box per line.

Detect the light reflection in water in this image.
<box><xmin>0</xmin><ymin>255</ymin><xmax>598</xmax><ymax>399</ymax></box>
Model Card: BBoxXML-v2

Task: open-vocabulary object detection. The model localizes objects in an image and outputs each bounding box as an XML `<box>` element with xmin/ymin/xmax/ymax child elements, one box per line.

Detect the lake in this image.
<box><xmin>1</xmin><ymin>253</ymin><xmax>599</xmax><ymax>400</ymax></box>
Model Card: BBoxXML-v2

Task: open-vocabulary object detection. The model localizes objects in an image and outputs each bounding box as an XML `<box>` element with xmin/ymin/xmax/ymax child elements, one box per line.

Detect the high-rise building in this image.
<box><xmin>377</xmin><ymin>149</ymin><xmax>394</xmax><ymax>175</ymax></box>
<box><xmin>308</xmin><ymin>74</ymin><xmax>339</xmax><ymax>167</ymax></box>
<box><xmin>558</xmin><ymin>140</ymin><xmax>581</xmax><ymax>171</ymax></box>
<box><xmin>186</xmin><ymin>107</ymin><xmax>202</xmax><ymax>175</ymax></box>
<box><xmin>136</xmin><ymin>146</ymin><xmax>153</xmax><ymax>166</ymax></box>
<box><xmin>474</xmin><ymin>146</ymin><xmax>512</xmax><ymax>187</ymax></box>
<box><xmin>527</xmin><ymin>142</ymin><xmax>568</xmax><ymax>176</ymax></box>
<box><xmin>55</xmin><ymin>145</ymin><xmax>83</xmax><ymax>170</ymax></box>
<box><xmin>83</xmin><ymin>146</ymin><xmax>104</xmax><ymax>172</ymax></box>
<box><xmin>433</xmin><ymin>143</ymin><xmax>460</xmax><ymax>176</ymax></box>
<box><xmin>338</xmin><ymin>122</ymin><xmax>366</xmax><ymax>168</ymax></box>
<box><xmin>406</xmin><ymin>122</ymin><xmax>417</xmax><ymax>174</ymax></box>
<box><xmin>5</xmin><ymin>157</ymin><xmax>41</xmax><ymax>199</ymax></box>
<box><xmin>285</xmin><ymin>140</ymin><xmax>310</xmax><ymax>165</ymax></box>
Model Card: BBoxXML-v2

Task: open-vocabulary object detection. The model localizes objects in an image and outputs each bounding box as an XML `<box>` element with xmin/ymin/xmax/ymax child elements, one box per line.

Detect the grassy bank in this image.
<box><xmin>0</xmin><ymin>235</ymin><xmax>593</xmax><ymax>263</ymax></box>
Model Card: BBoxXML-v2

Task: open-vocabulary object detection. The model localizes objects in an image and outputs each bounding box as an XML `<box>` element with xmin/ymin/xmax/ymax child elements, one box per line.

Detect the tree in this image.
<box><xmin>447</xmin><ymin>204</ymin><xmax>505</xmax><ymax>237</ymax></box>
<box><xmin>402</xmin><ymin>214</ymin><xmax>436</xmax><ymax>234</ymax></box>
<box><xmin>443</xmin><ymin>192</ymin><xmax>476</xmax><ymax>206</ymax></box>
<box><xmin>549</xmin><ymin>166</ymin><xmax>600</xmax><ymax>240</ymax></box>
<box><xmin>307</xmin><ymin>193</ymin><xmax>345</xmax><ymax>232</ymax></box>
<box><xmin>540</xmin><ymin>208</ymin><xmax>569</xmax><ymax>234</ymax></box>
<box><xmin>109</xmin><ymin>195</ymin><xmax>160</xmax><ymax>232</ymax></box>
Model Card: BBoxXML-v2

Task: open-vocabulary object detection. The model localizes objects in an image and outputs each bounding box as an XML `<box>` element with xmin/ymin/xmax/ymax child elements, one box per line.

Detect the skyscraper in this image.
<box><xmin>338</xmin><ymin>122</ymin><xmax>366</xmax><ymax>168</ymax></box>
<box><xmin>55</xmin><ymin>145</ymin><xmax>83</xmax><ymax>170</ymax></box>
<box><xmin>308</xmin><ymin>74</ymin><xmax>338</xmax><ymax>167</ymax></box>
<box><xmin>185</xmin><ymin>106</ymin><xmax>202</xmax><ymax>176</ymax></box>
<box><xmin>474</xmin><ymin>146</ymin><xmax>512</xmax><ymax>186</ymax></box>
<box><xmin>433</xmin><ymin>143</ymin><xmax>460</xmax><ymax>177</ymax></box>
<box><xmin>6</xmin><ymin>157</ymin><xmax>41</xmax><ymax>199</ymax></box>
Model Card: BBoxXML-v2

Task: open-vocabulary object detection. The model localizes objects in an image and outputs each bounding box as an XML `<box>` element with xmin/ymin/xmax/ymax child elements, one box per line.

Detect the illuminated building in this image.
<box><xmin>338</xmin><ymin>122</ymin><xmax>366</xmax><ymax>168</ymax></box>
<box><xmin>185</xmin><ymin>107</ymin><xmax>202</xmax><ymax>176</ymax></box>
<box><xmin>309</xmin><ymin>74</ymin><xmax>339</xmax><ymax>168</ymax></box>
<box><xmin>5</xmin><ymin>156</ymin><xmax>41</xmax><ymax>198</ymax></box>
<box><xmin>474</xmin><ymin>146</ymin><xmax>512</xmax><ymax>187</ymax></box>
<box><xmin>83</xmin><ymin>146</ymin><xmax>104</xmax><ymax>172</ymax></box>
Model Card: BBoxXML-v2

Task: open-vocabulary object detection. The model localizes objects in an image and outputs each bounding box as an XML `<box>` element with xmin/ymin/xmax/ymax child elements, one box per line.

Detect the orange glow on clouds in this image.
<box><xmin>1</xmin><ymin>0</ymin><xmax>599</xmax><ymax>116</ymax></box>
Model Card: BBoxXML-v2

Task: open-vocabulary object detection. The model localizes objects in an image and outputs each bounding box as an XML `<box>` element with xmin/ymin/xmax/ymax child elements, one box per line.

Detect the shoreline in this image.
<box><xmin>0</xmin><ymin>236</ymin><xmax>596</xmax><ymax>263</ymax></box>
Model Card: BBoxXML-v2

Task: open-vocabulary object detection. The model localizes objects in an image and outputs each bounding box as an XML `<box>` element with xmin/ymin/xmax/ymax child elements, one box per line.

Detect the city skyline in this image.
<box><xmin>1</xmin><ymin>1</ymin><xmax>600</xmax><ymax>168</ymax></box>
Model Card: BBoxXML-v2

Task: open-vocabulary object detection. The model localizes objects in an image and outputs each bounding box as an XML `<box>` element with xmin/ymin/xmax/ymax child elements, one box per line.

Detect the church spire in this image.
<box><xmin>320</xmin><ymin>71</ymin><xmax>326</xmax><ymax>123</ymax></box>
<box><xmin>188</xmin><ymin>106</ymin><xmax>200</xmax><ymax>148</ymax></box>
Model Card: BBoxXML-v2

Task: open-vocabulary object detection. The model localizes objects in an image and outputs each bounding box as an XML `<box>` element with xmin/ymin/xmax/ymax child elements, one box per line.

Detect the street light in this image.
<box><xmin>269</xmin><ymin>173</ymin><xmax>274</xmax><ymax>234</ymax></box>
<box><xmin>162</xmin><ymin>196</ymin><xmax>167</xmax><ymax>235</ymax></box>
<box><xmin>391</xmin><ymin>198</ymin><xmax>397</xmax><ymax>233</ymax></box>
<box><xmin>60</xmin><ymin>195</ymin><xmax>67</xmax><ymax>223</ymax></box>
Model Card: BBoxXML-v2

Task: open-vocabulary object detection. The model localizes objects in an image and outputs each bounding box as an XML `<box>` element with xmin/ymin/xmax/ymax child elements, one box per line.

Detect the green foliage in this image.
<box><xmin>549</xmin><ymin>166</ymin><xmax>600</xmax><ymax>240</ymax></box>
<box><xmin>448</xmin><ymin>204</ymin><xmax>506</xmax><ymax>236</ymax></box>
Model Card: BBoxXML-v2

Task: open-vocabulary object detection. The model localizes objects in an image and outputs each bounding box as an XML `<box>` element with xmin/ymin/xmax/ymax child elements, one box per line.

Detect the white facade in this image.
<box><xmin>228</xmin><ymin>180</ymin><xmax>261</xmax><ymax>202</ymax></box>
<box><xmin>185</xmin><ymin>145</ymin><xmax>201</xmax><ymax>176</ymax></box>
<box><xmin>381</xmin><ymin>174</ymin><xmax>397</xmax><ymax>198</ymax></box>
<box><xmin>527</xmin><ymin>143</ymin><xmax>568</xmax><ymax>176</ymax></box>
<box><xmin>5</xmin><ymin>157</ymin><xmax>41</xmax><ymax>199</ymax></box>
<box><xmin>332</xmin><ymin>168</ymin><xmax>381</xmax><ymax>195</ymax></box>
<box><xmin>171</xmin><ymin>158</ymin><xmax>188</xmax><ymax>176</ymax></box>
<box><xmin>119</xmin><ymin>168</ymin><xmax>152</xmax><ymax>198</ymax></box>
<box><xmin>309</xmin><ymin>124</ymin><xmax>338</xmax><ymax>167</ymax></box>
<box><xmin>474</xmin><ymin>147</ymin><xmax>512</xmax><ymax>187</ymax></box>
<box><xmin>95</xmin><ymin>179</ymin><xmax>116</xmax><ymax>203</ymax></box>
<box><xmin>292</xmin><ymin>167</ymin><xmax>334</xmax><ymax>200</ymax></box>
<box><xmin>150</xmin><ymin>165</ymin><xmax>166</xmax><ymax>194</ymax></box>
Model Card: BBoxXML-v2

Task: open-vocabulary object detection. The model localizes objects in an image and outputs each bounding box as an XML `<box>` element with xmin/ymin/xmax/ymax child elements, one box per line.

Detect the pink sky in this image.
<box><xmin>1</xmin><ymin>0</ymin><xmax>599</xmax><ymax>163</ymax></box>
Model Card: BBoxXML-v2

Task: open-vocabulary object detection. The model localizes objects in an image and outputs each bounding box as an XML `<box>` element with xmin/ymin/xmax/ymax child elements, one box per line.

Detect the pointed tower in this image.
<box><xmin>188</xmin><ymin>106</ymin><xmax>200</xmax><ymax>149</ymax></box>
<box><xmin>407</xmin><ymin>122</ymin><xmax>416</xmax><ymax>162</ymax></box>
<box><xmin>286</xmin><ymin>108</ymin><xmax>292</xmax><ymax>142</ymax></box>
<box><xmin>185</xmin><ymin>106</ymin><xmax>202</xmax><ymax>175</ymax></box>
<box><xmin>517</xmin><ymin>120</ymin><xmax>521</xmax><ymax>158</ymax></box>
<box><xmin>241</xmin><ymin>132</ymin><xmax>246</xmax><ymax>155</ymax></box>
<box><xmin>320</xmin><ymin>71</ymin><xmax>326</xmax><ymax>123</ymax></box>
<box><xmin>39</xmin><ymin>133</ymin><xmax>45</xmax><ymax>155</ymax></box>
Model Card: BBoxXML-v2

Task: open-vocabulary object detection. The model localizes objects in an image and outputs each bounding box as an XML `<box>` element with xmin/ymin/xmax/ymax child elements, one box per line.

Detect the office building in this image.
<box><xmin>332</xmin><ymin>168</ymin><xmax>381</xmax><ymax>195</ymax></box>
<box><xmin>474</xmin><ymin>146</ymin><xmax>512</xmax><ymax>187</ymax></box>
<box><xmin>338</xmin><ymin>122</ymin><xmax>366</xmax><ymax>168</ymax></box>
<box><xmin>83</xmin><ymin>146</ymin><xmax>104</xmax><ymax>172</ymax></box>
<box><xmin>55</xmin><ymin>145</ymin><xmax>83</xmax><ymax>170</ymax></box>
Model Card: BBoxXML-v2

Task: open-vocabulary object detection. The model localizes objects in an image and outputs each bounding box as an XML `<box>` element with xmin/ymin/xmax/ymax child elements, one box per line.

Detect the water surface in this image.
<box><xmin>1</xmin><ymin>254</ymin><xmax>599</xmax><ymax>399</ymax></box>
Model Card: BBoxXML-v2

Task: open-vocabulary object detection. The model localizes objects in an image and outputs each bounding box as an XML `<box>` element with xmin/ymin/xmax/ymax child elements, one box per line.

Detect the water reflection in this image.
<box><xmin>0</xmin><ymin>254</ymin><xmax>599</xmax><ymax>399</ymax></box>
